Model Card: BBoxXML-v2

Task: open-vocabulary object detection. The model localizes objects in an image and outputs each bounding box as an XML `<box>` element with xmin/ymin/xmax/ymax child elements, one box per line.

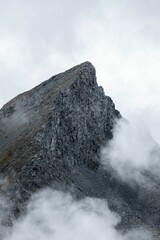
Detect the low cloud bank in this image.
<box><xmin>0</xmin><ymin>189</ymin><xmax>152</xmax><ymax>240</ymax></box>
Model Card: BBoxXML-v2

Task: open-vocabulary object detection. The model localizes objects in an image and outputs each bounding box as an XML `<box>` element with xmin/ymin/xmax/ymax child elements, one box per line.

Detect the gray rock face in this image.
<box><xmin>0</xmin><ymin>62</ymin><xmax>160</xmax><ymax>236</ymax></box>
<box><xmin>0</xmin><ymin>62</ymin><xmax>120</xmax><ymax>194</ymax></box>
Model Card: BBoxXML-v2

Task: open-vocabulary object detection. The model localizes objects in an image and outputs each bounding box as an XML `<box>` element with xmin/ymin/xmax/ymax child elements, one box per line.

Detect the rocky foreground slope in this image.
<box><xmin>0</xmin><ymin>62</ymin><xmax>160</xmax><ymax>236</ymax></box>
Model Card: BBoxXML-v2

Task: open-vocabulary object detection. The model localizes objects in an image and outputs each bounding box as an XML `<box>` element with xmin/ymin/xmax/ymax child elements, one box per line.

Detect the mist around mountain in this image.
<box><xmin>0</xmin><ymin>62</ymin><xmax>159</xmax><ymax>240</ymax></box>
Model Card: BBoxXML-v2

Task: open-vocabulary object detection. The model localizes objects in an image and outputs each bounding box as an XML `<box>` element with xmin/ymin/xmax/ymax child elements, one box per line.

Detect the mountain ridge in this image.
<box><xmin>0</xmin><ymin>61</ymin><xmax>120</xmax><ymax>192</ymax></box>
<box><xmin>0</xmin><ymin>62</ymin><xmax>160</xmax><ymax>237</ymax></box>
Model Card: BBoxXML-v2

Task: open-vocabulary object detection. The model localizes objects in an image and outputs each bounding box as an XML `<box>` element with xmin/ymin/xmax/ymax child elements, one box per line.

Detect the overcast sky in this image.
<box><xmin>0</xmin><ymin>0</ymin><xmax>160</xmax><ymax>142</ymax></box>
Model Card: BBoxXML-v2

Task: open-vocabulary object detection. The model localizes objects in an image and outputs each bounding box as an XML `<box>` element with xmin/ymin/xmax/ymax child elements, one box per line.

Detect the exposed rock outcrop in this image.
<box><xmin>0</xmin><ymin>62</ymin><xmax>160</xmax><ymax>236</ymax></box>
<box><xmin>0</xmin><ymin>62</ymin><xmax>119</xmax><ymax>189</ymax></box>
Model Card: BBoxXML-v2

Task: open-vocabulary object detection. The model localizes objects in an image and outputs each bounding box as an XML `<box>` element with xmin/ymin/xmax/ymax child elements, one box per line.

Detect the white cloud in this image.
<box><xmin>1</xmin><ymin>189</ymin><xmax>153</xmax><ymax>240</ymax></box>
<box><xmin>101</xmin><ymin>118</ymin><xmax>160</xmax><ymax>184</ymax></box>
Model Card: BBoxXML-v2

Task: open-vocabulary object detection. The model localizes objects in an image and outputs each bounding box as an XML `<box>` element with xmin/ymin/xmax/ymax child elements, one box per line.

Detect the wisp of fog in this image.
<box><xmin>101</xmin><ymin>118</ymin><xmax>160</xmax><ymax>184</ymax></box>
<box><xmin>0</xmin><ymin>189</ymin><xmax>153</xmax><ymax>240</ymax></box>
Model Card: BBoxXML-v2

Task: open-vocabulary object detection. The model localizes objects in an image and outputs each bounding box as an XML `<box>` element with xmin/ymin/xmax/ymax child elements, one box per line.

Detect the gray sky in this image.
<box><xmin>1</xmin><ymin>0</ymin><xmax>160</xmax><ymax>142</ymax></box>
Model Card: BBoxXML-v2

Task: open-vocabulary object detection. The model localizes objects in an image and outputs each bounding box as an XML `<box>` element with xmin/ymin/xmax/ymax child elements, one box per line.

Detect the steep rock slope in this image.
<box><xmin>0</xmin><ymin>62</ymin><xmax>119</xmax><ymax>194</ymax></box>
<box><xmin>0</xmin><ymin>62</ymin><xmax>160</xmax><ymax>235</ymax></box>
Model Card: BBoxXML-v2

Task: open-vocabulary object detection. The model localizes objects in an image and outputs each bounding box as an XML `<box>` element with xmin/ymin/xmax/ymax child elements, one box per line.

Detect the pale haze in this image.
<box><xmin>0</xmin><ymin>1</ymin><xmax>160</xmax><ymax>239</ymax></box>
<box><xmin>1</xmin><ymin>0</ymin><xmax>160</xmax><ymax>141</ymax></box>
<box><xmin>1</xmin><ymin>189</ymin><xmax>153</xmax><ymax>240</ymax></box>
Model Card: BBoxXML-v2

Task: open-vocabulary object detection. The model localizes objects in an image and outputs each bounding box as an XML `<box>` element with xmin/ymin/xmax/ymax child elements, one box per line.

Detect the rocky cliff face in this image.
<box><xmin>0</xmin><ymin>62</ymin><xmax>160</xmax><ymax>236</ymax></box>
<box><xmin>0</xmin><ymin>62</ymin><xmax>120</xmax><ymax>197</ymax></box>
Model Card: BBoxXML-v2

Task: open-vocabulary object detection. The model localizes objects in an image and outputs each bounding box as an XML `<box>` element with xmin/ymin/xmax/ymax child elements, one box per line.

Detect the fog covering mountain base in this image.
<box><xmin>0</xmin><ymin>62</ymin><xmax>160</xmax><ymax>239</ymax></box>
<box><xmin>0</xmin><ymin>189</ymin><xmax>153</xmax><ymax>240</ymax></box>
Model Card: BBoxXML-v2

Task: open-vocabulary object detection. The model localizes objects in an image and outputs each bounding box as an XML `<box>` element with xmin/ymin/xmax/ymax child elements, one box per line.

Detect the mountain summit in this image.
<box><xmin>0</xmin><ymin>62</ymin><xmax>160</xmax><ymax>236</ymax></box>
<box><xmin>0</xmin><ymin>62</ymin><xmax>120</xmax><ymax>191</ymax></box>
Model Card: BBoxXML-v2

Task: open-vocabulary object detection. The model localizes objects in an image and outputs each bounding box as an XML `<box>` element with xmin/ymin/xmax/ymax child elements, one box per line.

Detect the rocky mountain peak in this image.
<box><xmin>1</xmin><ymin>62</ymin><xmax>160</xmax><ymax>236</ymax></box>
<box><xmin>0</xmin><ymin>62</ymin><xmax>120</xmax><ymax>192</ymax></box>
